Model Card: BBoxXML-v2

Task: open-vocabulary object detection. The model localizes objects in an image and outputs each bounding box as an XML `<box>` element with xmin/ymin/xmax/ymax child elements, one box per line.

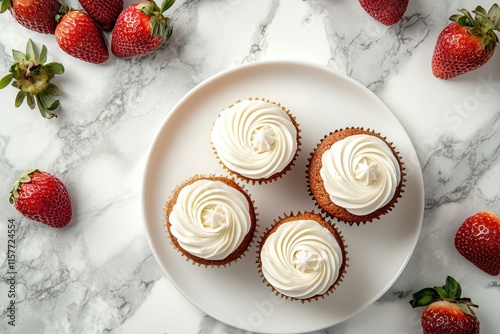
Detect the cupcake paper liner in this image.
<box><xmin>164</xmin><ymin>174</ymin><xmax>258</xmax><ymax>268</ymax></box>
<box><xmin>306</xmin><ymin>127</ymin><xmax>406</xmax><ymax>226</ymax></box>
<box><xmin>256</xmin><ymin>211</ymin><xmax>348</xmax><ymax>303</ymax></box>
<box><xmin>211</xmin><ymin>97</ymin><xmax>302</xmax><ymax>185</ymax></box>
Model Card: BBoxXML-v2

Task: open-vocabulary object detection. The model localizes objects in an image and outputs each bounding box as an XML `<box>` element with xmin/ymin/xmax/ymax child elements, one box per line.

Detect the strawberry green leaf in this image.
<box><xmin>40</xmin><ymin>110</ymin><xmax>50</xmax><ymax>118</ymax></box>
<box><xmin>25</xmin><ymin>39</ymin><xmax>35</xmax><ymax>61</ymax></box>
<box><xmin>434</xmin><ymin>286</ymin><xmax>449</xmax><ymax>300</ymax></box>
<box><xmin>160</xmin><ymin>0</ymin><xmax>176</xmax><ymax>12</ymax></box>
<box><xmin>8</xmin><ymin>190</ymin><xmax>18</xmax><ymax>204</ymax></box>
<box><xmin>27</xmin><ymin>93</ymin><xmax>35</xmax><ymax>109</ymax></box>
<box><xmin>9</xmin><ymin>63</ymin><xmax>19</xmax><ymax>77</ymax></box>
<box><xmin>12</xmin><ymin>49</ymin><xmax>25</xmax><ymax>62</ymax></box>
<box><xmin>473</xmin><ymin>5</ymin><xmax>488</xmax><ymax>17</ymax></box>
<box><xmin>142</xmin><ymin>7</ymin><xmax>154</xmax><ymax>16</ymax></box>
<box><xmin>0</xmin><ymin>0</ymin><xmax>12</xmax><ymax>13</ymax></box>
<box><xmin>39</xmin><ymin>45</ymin><xmax>48</xmax><ymax>64</ymax></box>
<box><xmin>459</xmin><ymin>8</ymin><xmax>476</xmax><ymax>25</ymax></box>
<box><xmin>37</xmin><ymin>105</ymin><xmax>49</xmax><ymax>118</ymax></box>
<box><xmin>456</xmin><ymin>16</ymin><xmax>468</xmax><ymax>27</ymax></box>
<box><xmin>45</xmin><ymin>99</ymin><xmax>60</xmax><ymax>111</ymax></box>
<box><xmin>45</xmin><ymin>83</ymin><xmax>63</xmax><ymax>96</ymax></box>
<box><xmin>11</xmin><ymin>80</ymin><xmax>20</xmax><ymax>90</ymax></box>
<box><xmin>14</xmin><ymin>91</ymin><xmax>26</xmax><ymax>107</ymax></box>
<box><xmin>488</xmin><ymin>4</ymin><xmax>500</xmax><ymax>30</ymax></box>
<box><xmin>9</xmin><ymin>169</ymin><xmax>39</xmax><ymax>204</ymax></box>
<box><xmin>457</xmin><ymin>303</ymin><xmax>474</xmax><ymax>316</ymax></box>
<box><xmin>36</xmin><ymin>96</ymin><xmax>57</xmax><ymax>118</ymax></box>
<box><xmin>410</xmin><ymin>276</ymin><xmax>479</xmax><ymax>311</ymax></box>
<box><xmin>445</xmin><ymin>275</ymin><xmax>461</xmax><ymax>299</ymax></box>
<box><xmin>55</xmin><ymin>5</ymin><xmax>70</xmax><ymax>23</ymax></box>
<box><xmin>0</xmin><ymin>73</ymin><xmax>13</xmax><ymax>89</ymax></box>
<box><xmin>44</xmin><ymin>62</ymin><xmax>65</xmax><ymax>76</ymax></box>
<box><xmin>38</xmin><ymin>92</ymin><xmax>59</xmax><ymax>111</ymax></box>
<box><xmin>36</xmin><ymin>96</ymin><xmax>50</xmax><ymax>118</ymax></box>
<box><xmin>409</xmin><ymin>287</ymin><xmax>439</xmax><ymax>308</ymax></box>
<box><xmin>151</xmin><ymin>16</ymin><xmax>160</xmax><ymax>36</ymax></box>
<box><xmin>18</xmin><ymin>171</ymin><xmax>34</xmax><ymax>183</ymax></box>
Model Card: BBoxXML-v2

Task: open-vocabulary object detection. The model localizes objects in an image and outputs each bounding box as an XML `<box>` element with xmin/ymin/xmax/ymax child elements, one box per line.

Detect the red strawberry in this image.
<box><xmin>454</xmin><ymin>211</ymin><xmax>500</xmax><ymax>276</ymax></box>
<box><xmin>0</xmin><ymin>0</ymin><xmax>61</xmax><ymax>34</ymax></box>
<box><xmin>410</xmin><ymin>276</ymin><xmax>480</xmax><ymax>334</ymax></box>
<box><xmin>358</xmin><ymin>0</ymin><xmax>409</xmax><ymax>26</ymax></box>
<box><xmin>432</xmin><ymin>5</ymin><xmax>500</xmax><ymax>80</ymax></box>
<box><xmin>111</xmin><ymin>0</ymin><xmax>175</xmax><ymax>58</ymax></box>
<box><xmin>79</xmin><ymin>0</ymin><xmax>123</xmax><ymax>31</ymax></box>
<box><xmin>9</xmin><ymin>169</ymin><xmax>72</xmax><ymax>228</ymax></box>
<box><xmin>55</xmin><ymin>6</ymin><xmax>109</xmax><ymax>64</ymax></box>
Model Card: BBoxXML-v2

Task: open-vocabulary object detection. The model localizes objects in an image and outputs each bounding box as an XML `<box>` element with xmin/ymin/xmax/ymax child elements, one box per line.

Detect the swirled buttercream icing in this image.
<box><xmin>168</xmin><ymin>179</ymin><xmax>252</xmax><ymax>261</ymax></box>
<box><xmin>260</xmin><ymin>219</ymin><xmax>343</xmax><ymax>299</ymax></box>
<box><xmin>320</xmin><ymin>134</ymin><xmax>401</xmax><ymax>216</ymax></box>
<box><xmin>211</xmin><ymin>99</ymin><xmax>298</xmax><ymax>180</ymax></box>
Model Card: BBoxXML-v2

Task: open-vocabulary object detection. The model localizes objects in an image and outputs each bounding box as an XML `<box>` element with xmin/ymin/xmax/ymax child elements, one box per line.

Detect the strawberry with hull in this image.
<box><xmin>9</xmin><ymin>169</ymin><xmax>72</xmax><ymax>228</ymax></box>
<box><xmin>111</xmin><ymin>0</ymin><xmax>175</xmax><ymax>58</ymax></box>
<box><xmin>432</xmin><ymin>4</ymin><xmax>500</xmax><ymax>80</ymax></box>
<box><xmin>410</xmin><ymin>276</ymin><xmax>480</xmax><ymax>334</ymax></box>
<box><xmin>0</xmin><ymin>0</ymin><xmax>62</xmax><ymax>34</ymax></box>
<box><xmin>55</xmin><ymin>6</ymin><xmax>109</xmax><ymax>64</ymax></box>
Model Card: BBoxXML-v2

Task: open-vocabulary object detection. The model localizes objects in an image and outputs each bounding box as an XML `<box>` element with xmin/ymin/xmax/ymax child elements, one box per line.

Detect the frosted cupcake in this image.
<box><xmin>211</xmin><ymin>97</ymin><xmax>301</xmax><ymax>184</ymax></box>
<box><xmin>258</xmin><ymin>211</ymin><xmax>347</xmax><ymax>302</ymax></box>
<box><xmin>308</xmin><ymin>127</ymin><xmax>405</xmax><ymax>225</ymax></box>
<box><xmin>164</xmin><ymin>175</ymin><xmax>257</xmax><ymax>267</ymax></box>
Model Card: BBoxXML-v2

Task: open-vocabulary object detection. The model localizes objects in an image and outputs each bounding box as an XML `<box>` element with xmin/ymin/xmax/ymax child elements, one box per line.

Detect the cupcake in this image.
<box><xmin>308</xmin><ymin>127</ymin><xmax>405</xmax><ymax>225</ymax></box>
<box><xmin>164</xmin><ymin>175</ymin><xmax>257</xmax><ymax>267</ymax></box>
<box><xmin>258</xmin><ymin>211</ymin><xmax>347</xmax><ymax>302</ymax></box>
<box><xmin>210</xmin><ymin>97</ymin><xmax>301</xmax><ymax>184</ymax></box>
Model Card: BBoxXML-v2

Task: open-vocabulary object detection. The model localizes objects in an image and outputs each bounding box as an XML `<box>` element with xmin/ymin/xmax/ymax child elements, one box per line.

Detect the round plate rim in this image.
<box><xmin>140</xmin><ymin>59</ymin><xmax>424</xmax><ymax>333</ymax></box>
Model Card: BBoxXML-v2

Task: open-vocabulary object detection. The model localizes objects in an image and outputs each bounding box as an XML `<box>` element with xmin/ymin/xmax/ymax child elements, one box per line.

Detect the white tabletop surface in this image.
<box><xmin>0</xmin><ymin>0</ymin><xmax>499</xmax><ymax>333</ymax></box>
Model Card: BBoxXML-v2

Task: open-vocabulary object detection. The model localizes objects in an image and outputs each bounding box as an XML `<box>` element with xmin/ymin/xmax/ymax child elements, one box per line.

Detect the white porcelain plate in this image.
<box><xmin>141</xmin><ymin>60</ymin><xmax>424</xmax><ymax>333</ymax></box>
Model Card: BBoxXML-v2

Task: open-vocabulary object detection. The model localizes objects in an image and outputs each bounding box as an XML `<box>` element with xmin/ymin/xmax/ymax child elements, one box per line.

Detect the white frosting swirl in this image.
<box><xmin>320</xmin><ymin>134</ymin><xmax>401</xmax><ymax>216</ymax></box>
<box><xmin>211</xmin><ymin>99</ymin><xmax>298</xmax><ymax>179</ymax></box>
<box><xmin>169</xmin><ymin>179</ymin><xmax>252</xmax><ymax>260</ymax></box>
<box><xmin>260</xmin><ymin>219</ymin><xmax>343</xmax><ymax>299</ymax></box>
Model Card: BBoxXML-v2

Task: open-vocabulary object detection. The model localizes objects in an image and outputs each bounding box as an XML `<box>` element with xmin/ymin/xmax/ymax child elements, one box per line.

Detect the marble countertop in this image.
<box><xmin>1</xmin><ymin>0</ymin><xmax>499</xmax><ymax>333</ymax></box>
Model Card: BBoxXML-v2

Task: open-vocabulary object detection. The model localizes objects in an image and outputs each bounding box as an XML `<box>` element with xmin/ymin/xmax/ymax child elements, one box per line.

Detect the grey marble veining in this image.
<box><xmin>389</xmin><ymin>110</ymin><xmax>500</xmax><ymax>281</ymax></box>
<box><xmin>422</xmin><ymin>111</ymin><xmax>499</xmax><ymax>211</ymax></box>
<box><xmin>1</xmin><ymin>222</ymin><xmax>162</xmax><ymax>333</ymax></box>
